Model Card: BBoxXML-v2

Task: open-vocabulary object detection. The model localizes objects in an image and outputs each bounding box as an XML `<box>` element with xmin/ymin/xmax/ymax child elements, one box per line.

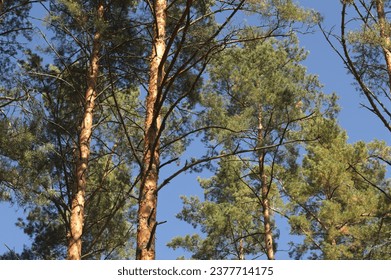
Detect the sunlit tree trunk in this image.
<box><xmin>238</xmin><ymin>238</ymin><xmax>245</xmax><ymax>260</ymax></box>
<box><xmin>67</xmin><ymin>2</ymin><xmax>104</xmax><ymax>260</ymax></box>
<box><xmin>136</xmin><ymin>0</ymin><xmax>166</xmax><ymax>260</ymax></box>
<box><xmin>257</xmin><ymin>110</ymin><xmax>275</xmax><ymax>260</ymax></box>
<box><xmin>375</xmin><ymin>0</ymin><xmax>391</xmax><ymax>92</ymax></box>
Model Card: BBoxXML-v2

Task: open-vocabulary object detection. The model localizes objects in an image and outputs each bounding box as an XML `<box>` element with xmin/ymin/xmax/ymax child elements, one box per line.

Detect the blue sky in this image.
<box><xmin>1</xmin><ymin>0</ymin><xmax>389</xmax><ymax>259</ymax></box>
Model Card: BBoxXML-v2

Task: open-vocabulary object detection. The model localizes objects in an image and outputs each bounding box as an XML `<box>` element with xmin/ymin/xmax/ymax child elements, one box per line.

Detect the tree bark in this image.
<box><xmin>136</xmin><ymin>0</ymin><xmax>166</xmax><ymax>260</ymax></box>
<box><xmin>375</xmin><ymin>0</ymin><xmax>391</xmax><ymax>92</ymax></box>
<box><xmin>238</xmin><ymin>238</ymin><xmax>245</xmax><ymax>260</ymax></box>
<box><xmin>257</xmin><ymin>110</ymin><xmax>275</xmax><ymax>260</ymax></box>
<box><xmin>67</xmin><ymin>2</ymin><xmax>104</xmax><ymax>260</ymax></box>
<box><xmin>261</xmin><ymin>173</ymin><xmax>275</xmax><ymax>260</ymax></box>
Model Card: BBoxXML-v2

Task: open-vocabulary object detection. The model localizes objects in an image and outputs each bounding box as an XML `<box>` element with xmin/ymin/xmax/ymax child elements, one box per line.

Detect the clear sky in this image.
<box><xmin>1</xmin><ymin>0</ymin><xmax>389</xmax><ymax>259</ymax></box>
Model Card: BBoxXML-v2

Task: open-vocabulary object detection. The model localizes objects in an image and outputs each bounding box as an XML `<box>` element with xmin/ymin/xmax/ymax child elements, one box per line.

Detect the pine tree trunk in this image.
<box><xmin>261</xmin><ymin>173</ymin><xmax>274</xmax><ymax>260</ymax></box>
<box><xmin>238</xmin><ymin>238</ymin><xmax>245</xmax><ymax>260</ymax></box>
<box><xmin>67</xmin><ymin>3</ymin><xmax>103</xmax><ymax>260</ymax></box>
<box><xmin>257</xmin><ymin>111</ymin><xmax>275</xmax><ymax>260</ymax></box>
<box><xmin>136</xmin><ymin>0</ymin><xmax>166</xmax><ymax>260</ymax></box>
<box><xmin>375</xmin><ymin>0</ymin><xmax>391</xmax><ymax>92</ymax></box>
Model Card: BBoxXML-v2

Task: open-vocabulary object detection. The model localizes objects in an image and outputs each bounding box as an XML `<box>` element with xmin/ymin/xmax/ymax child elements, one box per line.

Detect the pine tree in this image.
<box><xmin>136</xmin><ymin>0</ymin><xmax>167</xmax><ymax>260</ymax></box>
<box><xmin>135</xmin><ymin>0</ymin><xmax>320</xmax><ymax>260</ymax></box>
<box><xmin>66</xmin><ymin>0</ymin><xmax>104</xmax><ymax>260</ymax></box>
<box><xmin>0</xmin><ymin>53</ymin><xmax>140</xmax><ymax>259</ymax></box>
<box><xmin>1</xmin><ymin>0</ymin><xmax>142</xmax><ymax>259</ymax></box>
<box><xmin>45</xmin><ymin>0</ymin><xmax>143</xmax><ymax>259</ymax></box>
<box><xmin>317</xmin><ymin>1</ymin><xmax>391</xmax><ymax>259</ymax></box>
<box><xmin>168</xmin><ymin>156</ymin><xmax>268</xmax><ymax>259</ymax></box>
<box><xmin>326</xmin><ymin>0</ymin><xmax>391</xmax><ymax>134</ymax></box>
<box><xmin>168</xmin><ymin>35</ymin><xmax>336</xmax><ymax>260</ymax></box>
<box><xmin>284</xmin><ymin>119</ymin><xmax>391</xmax><ymax>259</ymax></box>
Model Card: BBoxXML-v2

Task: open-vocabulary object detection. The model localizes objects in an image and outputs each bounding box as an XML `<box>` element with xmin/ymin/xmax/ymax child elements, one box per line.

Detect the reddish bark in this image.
<box><xmin>257</xmin><ymin>111</ymin><xmax>275</xmax><ymax>260</ymax></box>
<box><xmin>67</xmin><ymin>3</ymin><xmax>104</xmax><ymax>260</ymax></box>
<box><xmin>136</xmin><ymin>0</ymin><xmax>167</xmax><ymax>260</ymax></box>
<box><xmin>375</xmin><ymin>0</ymin><xmax>391</xmax><ymax>92</ymax></box>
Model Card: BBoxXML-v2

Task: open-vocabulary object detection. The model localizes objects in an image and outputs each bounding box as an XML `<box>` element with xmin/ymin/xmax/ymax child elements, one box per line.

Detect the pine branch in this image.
<box><xmin>347</xmin><ymin>163</ymin><xmax>391</xmax><ymax>201</ymax></box>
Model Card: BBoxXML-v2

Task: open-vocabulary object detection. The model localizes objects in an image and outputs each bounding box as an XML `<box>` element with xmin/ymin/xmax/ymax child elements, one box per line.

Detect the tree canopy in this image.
<box><xmin>0</xmin><ymin>0</ymin><xmax>390</xmax><ymax>260</ymax></box>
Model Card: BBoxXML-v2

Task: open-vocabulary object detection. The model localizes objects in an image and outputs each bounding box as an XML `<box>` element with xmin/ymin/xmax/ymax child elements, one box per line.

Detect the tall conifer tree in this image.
<box><xmin>135</xmin><ymin>0</ymin><xmax>319</xmax><ymax>260</ymax></box>
<box><xmin>168</xmin><ymin>36</ymin><xmax>336</xmax><ymax>260</ymax></box>
<box><xmin>284</xmin><ymin>119</ymin><xmax>391</xmax><ymax>259</ymax></box>
<box><xmin>1</xmin><ymin>0</ymin><xmax>142</xmax><ymax>259</ymax></box>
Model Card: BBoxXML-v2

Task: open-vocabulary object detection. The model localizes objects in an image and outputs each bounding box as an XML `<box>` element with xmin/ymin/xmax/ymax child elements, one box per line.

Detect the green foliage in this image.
<box><xmin>0</xmin><ymin>0</ymin><xmax>144</xmax><ymax>258</ymax></box>
<box><xmin>199</xmin><ymin>35</ymin><xmax>336</xmax><ymax>153</ymax></box>
<box><xmin>170</xmin><ymin>33</ymin><xmax>337</xmax><ymax>259</ymax></box>
<box><xmin>0</xmin><ymin>0</ymin><xmax>32</xmax><ymax>108</ymax></box>
<box><xmin>0</xmin><ymin>0</ymin><xmax>31</xmax><ymax>64</ymax></box>
<box><xmin>284</xmin><ymin>121</ymin><xmax>391</xmax><ymax>259</ymax></box>
<box><xmin>168</xmin><ymin>157</ymin><xmax>267</xmax><ymax>259</ymax></box>
<box><xmin>1</xmin><ymin>80</ymin><xmax>140</xmax><ymax>258</ymax></box>
<box><xmin>247</xmin><ymin>0</ymin><xmax>320</xmax><ymax>23</ymax></box>
<box><xmin>1</xmin><ymin>0</ymin><xmax>390</xmax><ymax>261</ymax></box>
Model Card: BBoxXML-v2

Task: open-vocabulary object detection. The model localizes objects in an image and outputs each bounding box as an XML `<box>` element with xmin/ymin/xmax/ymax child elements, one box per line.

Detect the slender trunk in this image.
<box><xmin>238</xmin><ymin>238</ymin><xmax>245</xmax><ymax>260</ymax></box>
<box><xmin>67</xmin><ymin>3</ymin><xmax>104</xmax><ymax>260</ymax></box>
<box><xmin>257</xmin><ymin>111</ymin><xmax>275</xmax><ymax>260</ymax></box>
<box><xmin>136</xmin><ymin>0</ymin><xmax>166</xmax><ymax>260</ymax></box>
<box><xmin>375</xmin><ymin>0</ymin><xmax>391</xmax><ymax>92</ymax></box>
<box><xmin>261</xmin><ymin>173</ymin><xmax>274</xmax><ymax>260</ymax></box>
